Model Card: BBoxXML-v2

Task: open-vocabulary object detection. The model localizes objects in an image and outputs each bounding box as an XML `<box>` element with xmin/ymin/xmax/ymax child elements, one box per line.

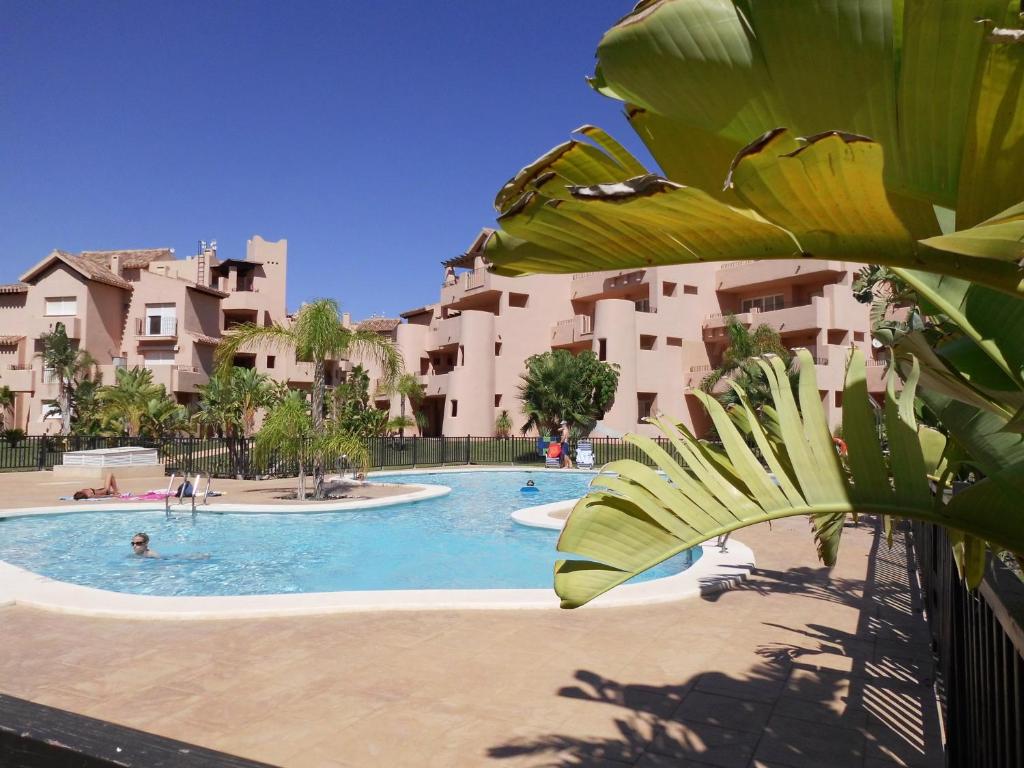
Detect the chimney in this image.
<box><xmin>110</xmin><ymin>254</ymin><xmax>121</xmax><ymax>276</ymax></box>
<box><xmin>342</xmin><ymin>312</ymin><xmax>351</xmax><ymax>328</ymax></box>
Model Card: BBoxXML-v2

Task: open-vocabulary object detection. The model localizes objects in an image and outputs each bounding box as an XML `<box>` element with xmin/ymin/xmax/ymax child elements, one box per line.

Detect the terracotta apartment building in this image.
<box><xmin>0</xmin><ymin>235</ymin><xmax>352</xmax><ymax>435</ymax></box>
<box><xmin>1</xmin><ymin>229</ymin><xmax>885</xmax><ymax>438</ymax></box>
<box><xmin>369</xmin><ymin>230</ymin><xmax>888</xmax><ymax>438</ymax></box>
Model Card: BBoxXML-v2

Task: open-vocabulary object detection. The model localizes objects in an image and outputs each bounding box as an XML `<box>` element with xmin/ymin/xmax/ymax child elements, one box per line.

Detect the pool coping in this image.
<box><xmin>0</xmin><ymin>468</ymin><xmax>755</xmax><ymax>619</ymax></box>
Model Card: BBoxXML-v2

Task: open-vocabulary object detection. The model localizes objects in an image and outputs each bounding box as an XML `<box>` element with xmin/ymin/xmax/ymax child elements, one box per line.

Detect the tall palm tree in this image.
<box><xmin>0</xmin><ymin>385</ymin><xmax>13</xmax><ymax>430</ymax></box>
<box><xmin>381</xmin><ymin>372</ymin><xmax>423</xmax><ymax>437</ymax></box>
<box><xmin>37</xmin><ymin>323</ymin><xmax>96</xmax><ymax>435</ymax></box>
<box><xmin>217</xmin><ymin>299</ymin><xmax>401</xmax><ymax>491</ymax></box>
<box><xmin>216</xmin><ymin>299</ymin><xmax>401</xmax><ymax>432</ymax></box>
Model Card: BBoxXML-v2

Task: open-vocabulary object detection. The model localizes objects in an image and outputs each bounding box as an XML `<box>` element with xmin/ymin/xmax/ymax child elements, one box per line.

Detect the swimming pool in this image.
<box><xmin>0</xmin><ymin>470</ymin><xmax>700</xmax><ymax>597</ymax></box>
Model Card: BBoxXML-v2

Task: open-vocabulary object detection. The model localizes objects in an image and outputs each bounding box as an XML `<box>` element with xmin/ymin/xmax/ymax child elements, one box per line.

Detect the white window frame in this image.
<box><xmin>44</xmin><ymin>297</ymin><xmax>77</xmax><ymax>316</ymax></box>
<box><xmin>144</xmin><ymin>303</ymin><xmax>177</xmax><ymax>336</ymax></box>
<box><xmin>142</xmin><ymin>350</ymin><xmax>175</xmax><ymax>366</ymax></box>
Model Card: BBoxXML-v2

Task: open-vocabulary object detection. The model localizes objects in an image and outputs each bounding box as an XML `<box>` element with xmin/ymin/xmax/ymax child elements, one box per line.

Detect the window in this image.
<box><xmin>494</xmin><ymin>342</ymin><xmax>502</xmax><ymax>356</ymax></box>
<box><xmin>640</xmin><ymin>334</ymin><xmax>657</xmax><ymax>350</ymax></box>
<box><xmin>662</xmin><ymin>282</ymin><xmax>677</xmax><ymax>297</ymax></box>
<box><xmin>451</xmin><ymin>399</ymin><xmax>458</xmax><ymax>417</ymax></box>
<box><xmin>853</xmin><ymin>331</ymin><xmax>865</xmax><ymax>342</ymax></box>
<box><xmin>494</xmin><ymin>394</ymin><xmax>502</xmax><ymax>407</ymax></box>
<box><xmin>666</xmin><ymin>337</ymin><xmax>683</xmax><ymax>347</ymax></box>
<box><xmin>635</xmin><ymin>298</ymin><xmax>653</xmax><ymax>313</ymax></box>
<box><xmin>144</xmin><ymin>304</ymin><xmax>177</xmax><ymax>336</ymax></box>
<box><xmin>41</xmin><ymin>403</ymin><xmax>61</xmax><ymax>420</ymax></box>
<box><xmin>741</xmin><ymin>294</ymin><xmax>784</xmax><ymax>313</ymax></box>
<box><xmin>508</xmin><ymin>292</ymin><xmax>529</xmax><ymax>308</ymax></box>
<box><xmin>45</xmin><ymin>297</ymin><xmax>77</xmax><ymax>316</ymax></box>
<box><xmin>683</xmin><ymin>285</ymin><xmax>699</xmax><ymax>295</ymax></box>
<box><xmin>267</xmin><ymin>355</ymin><xmax>276</xmax><ymax>369</ymax></box>
<box><xmin>143</xmin><ymin>350</ymin><xmax>174</xmax><ymax>366</ymax></box>
<box><xmin>637</xmin><ymin>393</ymin><xmax>657</xmax><ymax>421</ymax></box>
<box><xmin>420</xmin><ymin>357</ymin><xmax>430</xmax><ymax>375</ymax></box>
<box><xmin>598</xmin><ymin>338</ymin><xmax>607</xmax><ymax>361</ymax></box>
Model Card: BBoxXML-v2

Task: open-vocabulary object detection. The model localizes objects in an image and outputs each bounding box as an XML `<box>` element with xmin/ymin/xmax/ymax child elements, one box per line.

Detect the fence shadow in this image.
<box><xmin>487</xmin><ymin>520</ymin><xmax>944</xmax><ymax>767</ymax></box>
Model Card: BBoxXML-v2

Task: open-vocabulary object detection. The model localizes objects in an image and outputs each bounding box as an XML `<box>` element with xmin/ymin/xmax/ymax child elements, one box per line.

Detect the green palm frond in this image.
<box><xmin>554</xmin><ymin>349</ymin><xmax>1024</xmax><ymax>608</ymax></box>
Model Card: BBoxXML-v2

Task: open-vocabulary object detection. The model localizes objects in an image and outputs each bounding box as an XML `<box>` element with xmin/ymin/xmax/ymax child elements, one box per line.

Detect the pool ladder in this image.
<box><xmin>165</xmin><ymin>472</ymin><xmax>213</xmax><ymax>520</ymax></box>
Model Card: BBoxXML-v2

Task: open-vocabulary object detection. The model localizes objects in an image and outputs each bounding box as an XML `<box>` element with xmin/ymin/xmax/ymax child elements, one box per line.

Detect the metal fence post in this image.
<box><xmin>412</xmin><ymin>436</ymin><xmax>417</xmax><ymax>467</ymax></box>
<box><xmin>465</xmin><ymin>435</ymin><xmax>470</xmax><ymax>464</ymax></box>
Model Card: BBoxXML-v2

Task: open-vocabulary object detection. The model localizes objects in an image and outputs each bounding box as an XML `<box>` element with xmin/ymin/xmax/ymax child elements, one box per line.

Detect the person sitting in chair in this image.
<box><xmin>72</xmin><ymin>473</ymin><xmax>120</xmax><ymax>500</ymax></box>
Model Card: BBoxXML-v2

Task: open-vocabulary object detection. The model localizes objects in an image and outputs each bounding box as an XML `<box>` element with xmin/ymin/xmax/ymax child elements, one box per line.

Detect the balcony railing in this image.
<box><xmin>135</xmin><ymin>317</ymin><xmax>178</xmax><ymax>338</ymax></box>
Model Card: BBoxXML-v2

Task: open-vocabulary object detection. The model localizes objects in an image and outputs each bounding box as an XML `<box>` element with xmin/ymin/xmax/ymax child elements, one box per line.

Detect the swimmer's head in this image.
<box><xmin>526</xmin><ymin>480</ymin><xmax>536</xmax><ymax>486</ymax></box>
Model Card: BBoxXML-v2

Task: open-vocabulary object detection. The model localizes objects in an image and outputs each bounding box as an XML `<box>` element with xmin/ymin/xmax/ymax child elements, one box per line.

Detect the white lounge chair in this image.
<box><xmin>576</xmin><ymin>440</ymin><xmax>595</xmax><ymax>470</ymax></box>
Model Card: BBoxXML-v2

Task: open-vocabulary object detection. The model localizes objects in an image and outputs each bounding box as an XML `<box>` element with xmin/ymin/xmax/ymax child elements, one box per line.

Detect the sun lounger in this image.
<box><xmin>545</xmin><ymin>442</ymin><xmax>562</xmax><ymax>469</ymax></box>
<box><xmin>576</xmin><ymin>440</ymin><xmax>595</xmax><ymax>470</ymax></box>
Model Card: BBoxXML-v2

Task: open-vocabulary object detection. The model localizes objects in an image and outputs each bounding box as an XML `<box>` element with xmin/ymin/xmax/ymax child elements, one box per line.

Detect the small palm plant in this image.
<box><xmin>0</xmin><ymin>385</ymin><xmax>13</xmax><ymax>430</ymax></box>
<box><xmin>495</xmin><ymin>409</ymin><xmax>513</xmax><ymax>438</ymax></box>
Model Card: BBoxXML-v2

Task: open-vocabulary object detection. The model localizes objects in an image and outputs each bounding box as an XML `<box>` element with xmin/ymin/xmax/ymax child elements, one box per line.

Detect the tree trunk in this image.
<box><xmin>59</xmin><ymin>379</ymin><xmax>71</xmax><ymax>436</ymax></box>
<box><xmin>399</xmin><ymin>396</ymin><xmax>406</xmax><ymax>438</ymax></box>
<box><xmin>312</xmin><ymin>360</ymin><xmax>325</xmax><ymax>499</ymax></box>
<box><xmin>297</xmin><ymin>462</ymin><xmax>306</xmax><ymax>501</ymax></box>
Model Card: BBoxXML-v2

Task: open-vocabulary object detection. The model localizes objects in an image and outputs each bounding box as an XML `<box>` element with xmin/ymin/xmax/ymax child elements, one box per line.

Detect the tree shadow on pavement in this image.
<box><xmin>487</xmin><ymin>521</ymin><xmax>944</xmax><ymax>767</ymax></box>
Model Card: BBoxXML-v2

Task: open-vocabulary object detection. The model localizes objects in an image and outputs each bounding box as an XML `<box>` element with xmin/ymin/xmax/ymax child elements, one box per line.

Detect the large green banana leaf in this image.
<box><xmin>483</xmin><ymin>1</ymin><xmax>1024</xmax><ymax>296</ymax></box>
<box><xmin>554</xmin><ymin>349</ymin><xmax>1024</xmax><ymax>608</ymax></box>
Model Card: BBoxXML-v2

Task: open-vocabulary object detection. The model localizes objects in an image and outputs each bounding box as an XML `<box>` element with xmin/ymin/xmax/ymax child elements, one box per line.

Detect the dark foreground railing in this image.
<box><xmin>911</xmin><ymin>522</ymin><xmax>1024</xmax><ymax>768</ymax></box>
<box><xmin>0</xmin><ymin>693</ymin><xmax>273</xmax><ymax>767</ymax></box>
<box><xmin>0</xmin><ymin>434</ymin><xmax>684</xmax><ymax>478</ymax></box>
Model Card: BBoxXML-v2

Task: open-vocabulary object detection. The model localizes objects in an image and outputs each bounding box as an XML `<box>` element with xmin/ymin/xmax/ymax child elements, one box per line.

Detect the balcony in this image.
<box><xmin>550</xmin><ymin>315</ymin><xmax>593</xmax><ymax>348</ymax></box>
<box><xmin>145</xmin><ymin>364</ymin><xmax>208</xmax><ymax>393</ymax></box>
<box><xmin>572</xmin><ymin>270</ymin><xmax>647</xmax><ymax>301</ymax></box>
<box><xmin>221</xmin><ymin>289</ymin><xmax>265</xmax><ymax>313</ymax></box>
<box><xmin>418</xmin><ymin>370</ymin><xmax>450</xmax><ymax>397</ymax></box>
<box><xmin>703</xmin><ymin>299</ymin><xmax>827</xmax><ymax>341</ymax></box>
<box><xmin>135</xmin><ymin>316</ymin><xmax>178</xmax><ymax>341</ymax></box>
<box><xmin>41</xmin><ymin>316</ymin><xmax>81</xmax><ymax>339</ymax></box>
<box><xmin>426</xmin><ymin>315</ymin><xmax>463</xmax><ymax>351</ymax></box>
<box><xmin>0</xmin><ymin>365</ymin><xmax>34</xmax><ymax>392</ymax></box>
<box><xmin>715</xmin><ymin>259</ymin><xmax>845</xmax><ymax>292</ymax></box>
<box><xmin>441</xmin><ymin>268</ymin><xmax>503</xmax><ymax>310</ymax></box>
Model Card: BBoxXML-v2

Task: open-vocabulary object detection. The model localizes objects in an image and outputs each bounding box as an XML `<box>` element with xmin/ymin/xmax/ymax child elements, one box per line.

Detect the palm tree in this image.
<box><xmin>0</xmin><ymin>385</ymin><xmax>13</xmax><ymax>430</ymax></box>
<box><xmin>97</xmin><ymin>367</ymin><xmax>163</xmax><ymax>436</ymax></box>
<box><xmin>382</xmin><ymin>372</ymin><xmax>424</xmax><ymax>437</ymax></box>
<box><xmin>517</xmin><ymin>350</ymin><xmax>619</xmax><ymax>437</ymax></box>
<box><xmin>217</xmin><ymin>299</ymin><xmax>401</xmax><ymax>491</ymax></box>
<box><xmin>37</xmin><ymin>323</ymin><xmax>96</xmax><ymax>435</ymax></box>
<box><xmin>700</xmin><ymin>316</ymin><xmax>791</xmax><ymax>414</ymax></box>
<box><xmin>138</xmin><ymin>395</ymin><xmax>189</xmax><ymax>439</ymax></box>
<box><xmin>216</xmin><ymin>299</ymin><xmax>401</xmax><ymax>432</ymax></box>
<box><xmin>231</xmin><ymin>367</ymin><xmax>272</xmax><ymax>438</ymax></box>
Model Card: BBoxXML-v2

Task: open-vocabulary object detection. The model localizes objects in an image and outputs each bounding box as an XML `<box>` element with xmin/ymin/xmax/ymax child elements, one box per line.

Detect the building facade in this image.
<box><xmin>0</xmin><ymin>235</ymin><xmax>349</xmax><ymax>435</ymax></box>
<box><xmin>370</xmin><ymin>230</ymin><xmax>888</xmax><ymax>438</ymax></box>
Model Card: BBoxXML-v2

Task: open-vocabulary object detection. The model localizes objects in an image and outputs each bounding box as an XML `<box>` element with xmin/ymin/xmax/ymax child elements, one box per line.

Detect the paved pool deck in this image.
<box><xmin>0</xmin><ymin>470</ymin><xmax>943</xmax><ymax>767</ymax></box>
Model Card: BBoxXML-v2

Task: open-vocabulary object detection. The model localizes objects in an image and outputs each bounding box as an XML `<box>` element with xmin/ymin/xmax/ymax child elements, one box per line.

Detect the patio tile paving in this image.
<box><xmin>0</xmin><ymin>471</ymin><xmax>944</xmax><ymax>766</ymax></box>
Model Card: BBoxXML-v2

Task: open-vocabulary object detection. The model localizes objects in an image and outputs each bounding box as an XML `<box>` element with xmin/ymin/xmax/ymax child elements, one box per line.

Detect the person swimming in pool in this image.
<box><xmin>526</xmin><ymin>480</ymin><xmax>536</xmax><ymax>487</ymax></box>
<box><xmin>130</xmin><ymin>532</ymin><xmax>160</xmax><ymax>559</ymax></box>
<box><xmin>72</xmin><ymin>473</ymin><xmax>120</xmax><ymax>500</ymax></box>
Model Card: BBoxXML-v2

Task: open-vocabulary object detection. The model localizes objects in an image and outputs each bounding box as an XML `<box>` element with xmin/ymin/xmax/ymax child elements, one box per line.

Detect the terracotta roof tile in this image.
<box><xmin>80</xmin><ymin>248</ymin><xmax>174</xmax><ymax>269</ymax></box>
<box><xmin>52</xmin><ymin>251</ymin><xmax>132</xmax><ymax>290</ymax></box>
<box><xmin>355</xmin><ymin>317</ymin><xmax>401</xmax><ymax>333</ymax></box>
<box><xmin>0</xmin><ymin>335</ymin><xmax>24</xmax><ymax>344</ymax></box>
<box><xmin>0</xmin><ymin>283</ymin><xmax>29</xmax><ymax>294</ymax></box>
<box><xmin>190</xmin><ymin>333</ymin><xmax>221</xmax><ymax>346</ymax></box>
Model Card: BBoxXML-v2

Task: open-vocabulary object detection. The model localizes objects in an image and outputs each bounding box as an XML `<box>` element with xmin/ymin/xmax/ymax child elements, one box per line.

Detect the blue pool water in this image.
<box><xmin>0</xmin><ymin>471</ymin><xmax>699</xmax><ymax>596</ymax></box>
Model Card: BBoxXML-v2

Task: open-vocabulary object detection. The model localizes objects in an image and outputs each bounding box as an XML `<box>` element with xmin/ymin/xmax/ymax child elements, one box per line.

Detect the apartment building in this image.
<box><xmin>0</xmin><ymin>235</ymin><xmax>348</xmax><ymax>434</ymax></box>
<box><xmin>371</xmin><ymin>230</ymin><xmax>887</xmax><ymax>438</ymax></box>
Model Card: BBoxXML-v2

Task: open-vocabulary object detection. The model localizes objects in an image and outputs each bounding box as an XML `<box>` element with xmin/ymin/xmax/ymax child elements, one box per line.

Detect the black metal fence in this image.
<box><xmin>911</xmin><ymin>521</ymin><xmax>1024</xmax><ymax>768</ymax></box>
<box><xmin>0</xmin><ymin>434</ymin><xmax>685</xmax><ymax>478</ymax></box>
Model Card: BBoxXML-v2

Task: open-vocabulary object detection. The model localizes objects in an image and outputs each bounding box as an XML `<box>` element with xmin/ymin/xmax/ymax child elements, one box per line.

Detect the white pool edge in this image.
<box><xmin>0</xmin><ymin>471</ymin><xmax>755</xmax><ymax>619</ymax></box>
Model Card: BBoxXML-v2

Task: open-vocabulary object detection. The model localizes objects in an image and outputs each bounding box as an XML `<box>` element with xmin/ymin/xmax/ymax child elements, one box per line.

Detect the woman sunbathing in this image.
<box><xmin>72</xmin><ymin>473</ymin><xmax>119</xmax><ymax>500</ymax></box>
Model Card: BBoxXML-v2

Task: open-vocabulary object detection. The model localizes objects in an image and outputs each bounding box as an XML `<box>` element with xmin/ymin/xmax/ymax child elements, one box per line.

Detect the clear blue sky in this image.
<box><xmin>1</xmin><ymin>1</ymin><xmax>651</xmax><ymax>319</ymax></box>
